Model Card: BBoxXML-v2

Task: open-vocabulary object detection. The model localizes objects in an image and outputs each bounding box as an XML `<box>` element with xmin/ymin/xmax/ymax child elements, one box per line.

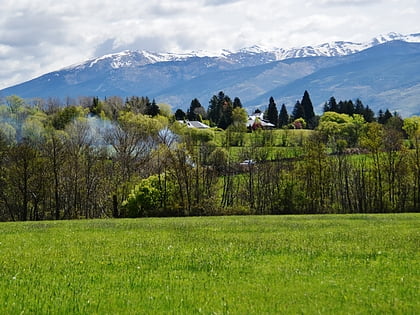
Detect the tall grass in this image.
<box><xmin>0</xmin><ymin>214</ymin><xmax>418</xmax><ymax>314</ymax></box>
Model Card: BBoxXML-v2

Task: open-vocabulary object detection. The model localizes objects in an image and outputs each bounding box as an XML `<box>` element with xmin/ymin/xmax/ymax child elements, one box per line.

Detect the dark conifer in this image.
<box><xmin>146</xmin><ymin>99</ymin><xmax>160</xmax><ymax>117</ymax></box>
<box><xmin>233</xmin><ymin>97</ymin><xmax>243</xmax><ymax>108</ymax></box>
<box><xmin>292</xmin><ymin>100</ymin><xmax>304</xmax><ymax>120</ymax></box>
<box><xmin>174</xmin><ymin>109</ymin><xmax>186</xmax><ymax>120</ymax></box>
<box><xmin>326</xmin><ymin>96</ymin><xmax>338</xmax><ymax>113</ymax></box>
<box><xmin>187</xmin><ymin>98</ymin><xmax>202</xmax><ymax>121</ymax></box>
<box><xmin>207</xmin><ymin>91</ymin><xmax>233</xmax><ymax>129</ymax></box>
<box><xmin>266</xmin><ymin>97</ymin><xmax>279</xmax><ymax>127</ymax></box>
<box><xmin>383</xmin><ymin>109</ymin><xmax>393</xmax><ymax>124</ymax></box>
<box><xmin>363</xmin><ymin>105</ymin><xmax>375</xmax><ymax>122</ymax></box>
<box><xmin>301</xmin><ymin>90</ymin><xmax>315</xmax><ymax>128</ymax></box>
<box><xmin>278</xmin><ymin>104</ymin><xmax>289</xmax><ymax>127</ymax></box>
<box><xmin>354</xmin><ymin>99</ymin><xmax>364</xmax><ymax>115</ymax></box>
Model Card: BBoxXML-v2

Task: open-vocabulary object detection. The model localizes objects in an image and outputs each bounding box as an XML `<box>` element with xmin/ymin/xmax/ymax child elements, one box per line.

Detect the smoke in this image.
<box><xmin>85</xmin><ymin>114</ymin><xmax>117</xmax><ymax>148</ymax></box>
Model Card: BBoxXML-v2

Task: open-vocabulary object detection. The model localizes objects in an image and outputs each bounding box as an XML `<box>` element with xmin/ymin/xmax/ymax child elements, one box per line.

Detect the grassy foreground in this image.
<box><xmin>0</xmin><ymin>214</ymin><xmax>418</xmax><ymax>314</ymax></box>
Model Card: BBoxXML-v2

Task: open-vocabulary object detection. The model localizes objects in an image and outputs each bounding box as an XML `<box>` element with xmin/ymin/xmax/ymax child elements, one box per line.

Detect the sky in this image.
<box><xmin>0</xmin><ymin>0</ymin><xmax>419</xmax><ymax>89</ymax></box>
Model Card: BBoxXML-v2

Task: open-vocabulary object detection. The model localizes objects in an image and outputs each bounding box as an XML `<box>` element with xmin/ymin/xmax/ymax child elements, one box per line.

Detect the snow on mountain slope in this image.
<box><xmin>1</xmin><ymin>32</ymin><xmax>420</xmax><ymax>116</ymax></box>
<box><xmin>63</xmin><ymin>32</ymin><xmax>420</xmax><ymax>71</ymax></box>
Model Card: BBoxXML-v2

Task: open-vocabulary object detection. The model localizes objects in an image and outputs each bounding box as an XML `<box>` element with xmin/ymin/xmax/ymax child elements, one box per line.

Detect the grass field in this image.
<box><xmin>0</xmin><ymin>214</ymin><xmax>418</xmax><ymax>314</ymax></box>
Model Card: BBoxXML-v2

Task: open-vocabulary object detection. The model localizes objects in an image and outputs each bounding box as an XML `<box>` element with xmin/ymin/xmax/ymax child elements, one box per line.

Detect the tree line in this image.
<box><xmin>0</xmin><ymin>93</ymin><xmax>419</xmax><ymax>221</ymax></box>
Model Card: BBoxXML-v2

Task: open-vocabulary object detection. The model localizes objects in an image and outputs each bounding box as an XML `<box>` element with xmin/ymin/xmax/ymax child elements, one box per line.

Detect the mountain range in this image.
<box><xmin>1</xmin><ymin>32</ymin><xmax>420</xmax><ymax>116</ymax></box>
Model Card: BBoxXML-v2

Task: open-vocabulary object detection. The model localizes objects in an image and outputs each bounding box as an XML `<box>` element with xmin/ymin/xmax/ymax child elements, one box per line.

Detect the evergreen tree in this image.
<box><xmin>233</xmin><ymin>97</ymin><xmax>243</xmax><ymax>108</ymax></box>
<box><xmin>146</xmin><ymin>99</ymin><xmax>160</xmax><ymax>117</ymax></box>
<box><xmin>207</xmin><ymin>91</ymin><xmax>233</xmax><ymax>129</ymax></box>
<box><xmin>292</xmin><ymin>101</ymin><xmax>304</xmax><ymax>120</ymax></box>
<box><xmin>383</xmin><ymin>109</ymin><xmax>393</xmax><ymax>124</ymax></box>
<box><xmin>363</xmin><ymin>105</ymin><xmax>375</xmax><ymax>123</ymax></box>
<box><xmin>187</xmin><ymin>98</ymin><xmax>202</xmax><ymax>121</ymax></box>
<box><xmin>266</xmin><ymin>97</ymin><xmax>278</xmax><ymax>127</ymax></box>
<box><xmin>219</xmin><ymin>95</ymin><xmax>233</xmax><ymax>129</ymax></box>
<box><xmin>324</xmin><ymin>96</ymin><xmax>338</xmax><ymax>113</ymax></box>
<box><xmin>378</xmin><ymin>108</ymin><xmax>393</xmax><ymax>124</ymax></box>
<box><xmin>89</xmin><ymin>96</ymin><xmax>102</xmax><ymax>116</ymax></box>
<box><xmin>354</xmin><ymin>98</ymin><xmax>365</xmax><ymax>115</ymax></box>
<box><xmin>278</xmin><ymin>104</ymin><xmax>289</xmax><ymax>128</ymax></box>
<box><xmin>339</xmin><ymin>100</ymin><xmax>355</xmax><ymax>116</ymax></box>
<box><xmin>174</xmin><ymin>109</ymin><xmax>186</xmax><ymax>120</ymax></box>
<box><xmin>301</xmin><ymin>90</ymin><xmax>315</xmax><ymax>128</ymax></box>
<box><xmin>377</xmin><ymin>109</ymin><xmax>385</xmax><ymax>124</ymax></box>
<box><xmin>207</xmin><ymin>95</ymin><xmax>220</xmax><ymax>125</ymax></box>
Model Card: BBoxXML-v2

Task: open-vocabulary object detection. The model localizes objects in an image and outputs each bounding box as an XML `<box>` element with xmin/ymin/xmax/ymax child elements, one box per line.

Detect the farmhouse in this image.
<box><xmin>246</xmin><ymin>112</ymin><xmax>275</xmax><ymax>129</ymax></box>
<box><xmin>178</xmin><ymin>120</ymin><xmax>210</xmax><ymax>129</ymax></box>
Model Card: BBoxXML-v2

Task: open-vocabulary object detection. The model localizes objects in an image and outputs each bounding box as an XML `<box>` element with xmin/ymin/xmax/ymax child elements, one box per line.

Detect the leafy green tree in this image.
<box><xmin>231</xmin><ymin>107</ymin><xmax>248</xmax><ymax>132</ymax></box>
<box><xmin>302</xmin><ymin>132</ymin><xmax>329</xmax><ymax>212</ymax></box>
<box><xmin>0</xmin><ymin>122</ymin><xmax>16</xmax><ymax>144</ymax></box>
<box><xmin>122</xmin><ymin>175</ymin><xmax>161</xmax><ymax>217</ymax></box>
<box><xmin>6</xmin><ymin>95</ymin><xmax>26</xmax><ymax>115</ymax></box>
<box><xmin>403</xmin><ymin>116</ymin><xmax>420</xmax><ymax>208</ymax></box>
<box><xmin>157</xmin><ymin>103</ymin><xmax>172</xmax><ymax>118</ymax></box>
<box><xmin>360</xmin><ymin>122</ymin><xmax>385</xmax><ymax>210</ymax></box>
<box><xmin>318</xmin><ymin>112</ymin><xmax>365</xmax><ymax>150</ymax></box>
<box><xmin>292</xmin><ymin>118</ymin><xmax>306</xmax><ymax>129</ymax></box>
<box><xmin>51</xmin><ymin>106</ymin><xmax>86</xmax><ymax>130</ymax></box>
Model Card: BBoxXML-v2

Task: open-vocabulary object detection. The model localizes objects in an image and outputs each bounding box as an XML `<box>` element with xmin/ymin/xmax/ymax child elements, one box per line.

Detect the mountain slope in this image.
<box><xmin>249</xmin><ymin>41</ymin><xmax>420</xmax><ymax>117</ymax></box>
<box><xmin>1</xmin><ymin>33</ymin><xmax>420</xmax><ymax>116</ymax></box>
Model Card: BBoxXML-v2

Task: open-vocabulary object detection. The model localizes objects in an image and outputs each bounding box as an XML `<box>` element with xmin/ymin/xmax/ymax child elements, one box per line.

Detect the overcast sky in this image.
<box><xmin>0</xmin><ymin>0</ymin><xmax>418</xmax><ymax>89</ymax></box>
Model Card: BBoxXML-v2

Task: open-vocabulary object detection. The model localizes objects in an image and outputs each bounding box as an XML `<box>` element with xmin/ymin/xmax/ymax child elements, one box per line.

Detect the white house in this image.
<box><xmin>246</xmin><ymin>112</ymin><xmax>275</xmax><ymax>129</ymax></box>
<box><xmin>177</xmin><ymin>120</ymin><xmax>210</xmax><ymax>129</ymax></box>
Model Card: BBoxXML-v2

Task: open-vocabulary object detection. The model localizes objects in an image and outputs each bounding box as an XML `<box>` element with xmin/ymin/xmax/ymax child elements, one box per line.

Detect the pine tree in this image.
<box><xmin>207</xmin><ymin>95</ymin><xmax>220</xmax><ymax>126</ymax></box>
<box><xmin>354</xmin><ymin>99</ymin><xmax>364</xmax><ymax>115</ymax></box>
<box><xmin>278</xmin><ymin>104</ymin><xmax>289</xmax><ymax>127</ymax></box>
<box><xmin>378</xmin><ymin>109</ymin><xmax>385</xmax><ymax>124</ymax></box>
<box><xmin>292</xmin><ymin>101</ymin><xmax>304</xmax><ymax>120</ymax></box>
<box><xmin>324</xmin><ymin>96</ymin><xmax>338</xmax><ymax>113</ymax></box>
<box><xmin>187</xmin><ymin>98</ymin><xmax>202</xmax><ymax>121</ymax></box>
<box><xmin>339</xmin><ymin>100</ymin><xmax>355</xmax><ymax>116</ymax></box>
<box><xmin>146</xmin><ymin>99</ymin><xmax>160</xmax><ymax>117</ymax></box>
<box><xmin>174</xmin><ymin>109</ymin><xmax>186</xmax><ymax>120</ymax></box>
<box><xmin>363</xmin><ymin>105</ymin><xmax>375</xmax><ymax>123</ymax></box>
<box><xmin>219</xmin><ymin>95</ymin><xmax>233</xmax><ymax>129</ymax></box>
<box><xmin>301</xmin><ymin>90</ymin><xmax>315</xmax><ymax>128</ymax></box>
<box><xmin>207</xmin><ymin>91</ymin><xmax>233</xmax><ymax>129</ymax></box>
<box><xmin>383</xmin><ymin>109</ymin><xmax>393</xmax><ymax>124</ymax></box>
<box><xmin>233</xmin><ymin>97</ymin><xmax>243</xmax><ymax>108</ymax></box>
<box><xmin>266</xmin><ymin>97</ymin><xmax>278</xmax><ymax>127</ymax></box>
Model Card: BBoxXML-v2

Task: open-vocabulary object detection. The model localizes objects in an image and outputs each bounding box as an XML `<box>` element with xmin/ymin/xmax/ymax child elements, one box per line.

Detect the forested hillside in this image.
<box><xmin>0</xmin><ymin>93</ymin><xmax>419</xmax><ymax>221</ymax></box>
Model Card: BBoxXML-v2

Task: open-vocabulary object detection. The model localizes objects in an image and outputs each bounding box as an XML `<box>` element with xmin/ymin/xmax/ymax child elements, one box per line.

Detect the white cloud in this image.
<box><xmin>0</xmin><ymin>0</ymin><xmax>419</xmax><ymax>89</ymax></box>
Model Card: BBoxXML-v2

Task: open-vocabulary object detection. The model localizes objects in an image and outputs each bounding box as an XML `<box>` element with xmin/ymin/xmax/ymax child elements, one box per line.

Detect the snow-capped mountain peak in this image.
<box><xmin>2</xmin><ymin>32</ymin><xmax>420</xmax><ymax>117</ymax></box>
<box><xmin>62</xmin><ymin>32</ymin><xmax>420</xmax><ymax>72</ymax></box>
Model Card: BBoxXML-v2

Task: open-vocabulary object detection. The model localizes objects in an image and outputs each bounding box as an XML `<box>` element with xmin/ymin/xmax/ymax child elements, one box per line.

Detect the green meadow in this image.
<box><xmin>0</xmin><ymin>214</ymin><xmax>419</xmax><ymax>314</ymax></box>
